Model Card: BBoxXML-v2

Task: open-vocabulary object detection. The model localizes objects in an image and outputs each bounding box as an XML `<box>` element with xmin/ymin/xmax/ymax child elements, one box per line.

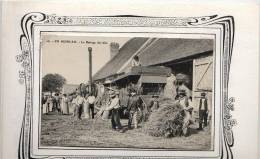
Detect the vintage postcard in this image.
<box><xmin>20</xmin><ymin>14</ymin><xmax>229</xmax><ymax>158</ymax></box>
<box><xmin>0</xmin><ymin>1</ymin><xmax>259</xmax><ymax>159</ymax></box>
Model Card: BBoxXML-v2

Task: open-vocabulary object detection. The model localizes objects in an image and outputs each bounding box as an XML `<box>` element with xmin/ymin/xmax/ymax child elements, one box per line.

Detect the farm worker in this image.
<box><xmin>47</xmin><ymin>96</ymin><xmax>53</xmax><ymax>112</ymax></box>
<box><xmin>53</xmin><ymin>93</ymin><xmax>61</xmax><ymax>113</ymax></box>
<box><xmin>42</xmin><ymin>95</ymin><xmax>48</xmax><ymax>114</ymax></box>
<box><xmin>61</xmin><ymin>94</ymin><xmax>69</xmax><ymax>115</ymax></box>
<box><xmin>197</xmin><ymin>92</ymin><xmax>208</xmax><ymax>130</ymax></box>
<box><xmin>105</xmin><ymin>91</ymin><xmax>122</xmax><ymax>131</ymax></box>
<box><xmin>150</xmin><ymin>95</ymin><xmax>160</xmax><ymax>111</ymax></box>
<box><xmin>177</xmin><ymin>89</ymin><xmax>189</xmax><ymax>108</ymax></box>
<box><xmin>131</xmin><ymin>55</ymin><xmax>141</xmax><ymax>67</ymax></box>
<box><xmin>75</xmin><ymin>91</ymin><xmax>84</xmax><ymax>120</ymax></box>
<box><xmin>83</xmin><ymin>93</ymin><xmax>90</xmax><ymax>119</ymax></box>
<box><xmin>127</xmin><ymin>89</ymin><xmax>143</xmax><ymax>129</ymax></box>
<box><xmin>86</xmin><ymin>92</ymin><xmax>96</xmax><ymax>119</ymax></box>
<box><xmin>177</xmin><ymin>90</ymin><xmax>193</xmax><ymax>136</ymax></box>
<box><xmin>177</xmin><ymin>83</ymin><xmax>192</xmax><ymax>99</ymax></box>
<box><xmin>71</xmin><ymin>95</ymin><xmax>77</xmax><ymax>117</ymax></box>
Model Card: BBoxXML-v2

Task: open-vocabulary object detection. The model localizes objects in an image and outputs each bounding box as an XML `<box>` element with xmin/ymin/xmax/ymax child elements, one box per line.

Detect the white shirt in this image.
<box><xmin>201</xmin><ymin>98</ymin><xmax>206</xmax><ymax>110</ymax></box>
<box><xmin>75</xmin><ymin>95</ymin><xmax>84</xmax><ymax>105</ymax></box>
<box><xmin>72</xmin><ymin>98</ymin><xmax>76</xmax><ymax>104</ymax></box>
<box><xmin>87</xmin><ymin>96</ymin><xmax>96</xmax><ymax>104</ymax></box>
<box><xmin>106</xmin><ymin>97</ymin><xmax>120</xmax><ymax>110</ymax></box>
<box><xmin>131</xmin><ymin>59</ymin><xmax>141</xmax><ymax>67</ymax></box>
<box><xmin>179</xmin><ymin>97</ymin><xmax>187</xmax><ymax>108</ymax></box>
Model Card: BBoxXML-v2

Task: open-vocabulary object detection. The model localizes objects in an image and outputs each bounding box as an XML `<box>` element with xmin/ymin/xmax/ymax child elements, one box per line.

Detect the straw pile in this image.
<box><xmin>143</xmin><ymin>98</ymin><xmax>185</xmax><ymax>138</ymax></box>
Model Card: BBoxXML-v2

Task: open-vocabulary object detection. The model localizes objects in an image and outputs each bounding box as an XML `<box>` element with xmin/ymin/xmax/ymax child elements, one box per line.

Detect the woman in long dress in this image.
<box><xmin>61</xmin><ymin>94</ymin><xmax>69</xmax><ymax>115</ymax></box>
<box><xmin>42</xmin><ymin>95</ymin><xmax>48</xmax><ymax>114</ymax></box>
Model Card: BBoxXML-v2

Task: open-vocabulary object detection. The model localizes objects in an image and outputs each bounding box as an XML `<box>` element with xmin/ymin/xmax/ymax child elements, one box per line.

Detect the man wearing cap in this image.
<box><xmin>178</xmin><ymin>89</ymin><xmax>189</xmax><ymax>108</ymax></box>
<box><xmin>127</xmin><ymin>90</ymin><xmax>143</xmax><ymax>129</ymax></box>
<box><xmin>105</xmin><ymin>91</ymin><xmax>122</xmax><ymax>131</ymax></box>
<box><xmin>75</xmin><ymin>91</ymin><xmax>84</xmax><ymax>120</ymax></box>
<box><xmin>177</xmin><ymin>89</ymin><xmax>193</xmax><ymax>136</ymax></box>
<box><xmin>198</xmin><ymin>92</ymin><xmax>208</xmax><ymax>130</ymax></box>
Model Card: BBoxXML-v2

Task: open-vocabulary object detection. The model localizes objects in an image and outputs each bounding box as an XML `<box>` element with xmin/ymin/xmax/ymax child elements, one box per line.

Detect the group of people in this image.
<box><xmin>42</xmin><ymin>93</ymin><xmax>70</xmax><ymax>115</ymax></box>
<box><xmin>71</xmin><ymin>91</ymin><xmax>96</xmax><ymax>120</ymax></box>
<box><xmin>96</xmin><ymin>88</ymin><xmax>145</xmax><ymax>132</ymax></box>
<box><xmin>42</xmin><ymin>84</ymin><xmax>209</xmax><ymax>134</ymax></box>
<box><xmin>175</xmin><ymin>89</ymin><xmax>209</xmax><ymax>132</ymax></box>
<box><xmin>41</xmin><ymin>91</ymin><xmax>97</xmax><ymax>120</ymax></box>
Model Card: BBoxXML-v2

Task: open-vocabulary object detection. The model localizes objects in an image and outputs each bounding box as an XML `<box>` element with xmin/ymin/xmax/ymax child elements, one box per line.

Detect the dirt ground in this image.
<box><xmin>40</xmin><ymin>112</ymin><xmax>212</xmax><ymax>150</ymax></box>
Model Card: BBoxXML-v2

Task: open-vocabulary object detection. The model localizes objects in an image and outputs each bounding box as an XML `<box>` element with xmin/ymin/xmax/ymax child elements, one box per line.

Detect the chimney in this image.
<box><xmin>110</xmin><ymin>42</ymin><xmax>119</xmax><ymax>59</ymax></box>
<box><xmin>88</xmin><ymin>47</ymin><xmax>92</xmax><ymax>92</ymax></box>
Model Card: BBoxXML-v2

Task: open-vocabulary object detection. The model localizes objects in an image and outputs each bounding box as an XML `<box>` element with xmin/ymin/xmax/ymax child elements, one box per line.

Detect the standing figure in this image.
<box><xmin>75</xmin><ymin>92</ymin><xmax>84</xmax><ymax>120</ymax></box>
<box><xmin>71</xmin><ymin>95</ymin><xmax>77</xmax><ymax>117</ymax></box>
<box><xmin>105</xmin><ymin>91</ymin><xmax>122</xmax><ymax>131</ymax></box>
<box><xmin>127</xmin><ymin>89</ymin><xmax>143</xmax><ymax>129</ymax></box>
<box><xmin>198</xmin><ymin>92</ymin><xmax>208</xmax><ymax>130</ymax></box>
<box><xmin>87</xmin><ymin>92</ymin><xmax>96</xmax><ymax>119</ymax></box>
<box><xmin>177</xmin><ymin>90</ymin><xmax>193</xmax><ymax>136</ymax></box>
<box><xmin>48</xmin><ymin>96</ymin><xmax>53</xmax><ymax>112</ymax></box>
<box><xmin>61</xmin><ymin>94</ymin><xmax>69</xmax><ymax>115</ymax></box>
<box><xmin>177</xmin><ymin>89</ymin><xmax>189</xmax><ymax>108</ymax></box>
<box><xmin>54</xmin><ymin>93</ymin><xmax>61</xmax><ymax>113</ymax></box>
<box><xmin>86</xmin><ymin>92</ymin><xmax>96</xmax><ymax>119</ymax></box>
<box><xmin>83</xmin><ymin>93</ymin><xmax>90</xmax><ymax>119</ymax></box>
<box><xmin>42</xmin><ymin>95</ymin><xmax>48</xmax><ymax>114</ymax></box>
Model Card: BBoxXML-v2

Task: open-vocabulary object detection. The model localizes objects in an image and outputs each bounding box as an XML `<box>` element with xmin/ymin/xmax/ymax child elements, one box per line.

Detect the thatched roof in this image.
<box><xmin>93</xmin><ymin>38</ymin><xmax>213</xmax><ymax>81</ymax></box>
<box><xmin>93</xmin><ymin>38</ymin><xmax>148</xmax><ymax>80</ymax></box>
<box><xmin>138</xmin><ymin>38</ymin><xmax>213</xmax><ymax>66</ymax></box>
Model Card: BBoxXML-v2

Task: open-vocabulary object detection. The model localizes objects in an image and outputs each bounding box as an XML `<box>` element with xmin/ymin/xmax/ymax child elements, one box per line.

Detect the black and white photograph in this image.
<box><xmin>40</xmin><ymin>34</ymin><xmax>215</xmax><ymax>150</ymax></box>
<box><xmin>1</xmin><ymin>1</ymin><xmax>260</xmax><ymax>159</ymax></box>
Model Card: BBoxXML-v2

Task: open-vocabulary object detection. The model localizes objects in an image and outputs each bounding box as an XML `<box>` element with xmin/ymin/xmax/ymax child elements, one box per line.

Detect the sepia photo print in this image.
<box><xmin>40</xmin><ymin>34</ymin><xmax>215</xmax><ymax>150</ymax></box>
<box><xmin>17</xmin><ymin>13</ymin><xmax>235</xmax><ymax>159</ymax></box>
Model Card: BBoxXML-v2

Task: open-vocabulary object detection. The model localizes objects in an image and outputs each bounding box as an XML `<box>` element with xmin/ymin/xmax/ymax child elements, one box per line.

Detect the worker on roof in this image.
<box><xmin>131</xmin><ymin>55</ymin><xmax>141</xmax><ymax>67</ymax></box>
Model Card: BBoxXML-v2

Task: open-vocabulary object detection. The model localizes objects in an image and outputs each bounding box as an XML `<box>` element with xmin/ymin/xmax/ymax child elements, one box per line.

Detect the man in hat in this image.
<box><xmin>126</xmin><ymin>89</ymin><xmax>143</xmax><ymax>129</ymax></box>
<box><xmin>75</xmin><ymin>91</ymin><xmax>84</xmax><ymax>120</ymax></box>
<box><xmin>197</xmin><ymin>92</ymin><xmax>208</xmax><ymax>130</ymax></box>
<box><xmin>105</xmin><ymin>91</ymin><xmax>122</xmax><ymax>131</ymax></box>
<box><xmin>178</xmin><ymin>89</ymin><xmax>189</xmax><ymax>108</ymax></box>
<box><xmin>177</xmin><ymin>89</ymin><xmax>194</xmax><ymax>136</ymax></box>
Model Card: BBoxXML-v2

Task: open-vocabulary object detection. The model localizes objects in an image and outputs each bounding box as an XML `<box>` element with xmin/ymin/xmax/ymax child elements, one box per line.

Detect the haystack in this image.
<box><xmin>143</xmin><ymin>98</ymin><xmax>185</xmax><ymax>138</ymax></box>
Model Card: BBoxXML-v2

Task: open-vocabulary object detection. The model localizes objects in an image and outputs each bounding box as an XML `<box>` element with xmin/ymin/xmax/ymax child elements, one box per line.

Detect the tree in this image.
<box><xmin>42</xmin><ymin>73</ymin><xmax>66</xmax><ymax>93</ymax></box>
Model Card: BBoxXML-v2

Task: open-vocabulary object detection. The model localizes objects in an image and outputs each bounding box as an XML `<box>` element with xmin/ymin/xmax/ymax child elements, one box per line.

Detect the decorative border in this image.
<box><xmin>16</xmin><ymin>12</ymin><xmax>236</xmax><ymax>159</ymax></box>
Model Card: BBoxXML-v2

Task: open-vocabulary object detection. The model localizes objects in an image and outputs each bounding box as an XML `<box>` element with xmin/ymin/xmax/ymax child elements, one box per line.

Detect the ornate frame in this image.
<box><xmin>16</xmin><ymin>12</ymin><xmax>236</xmax><ymax>159</ymax></box>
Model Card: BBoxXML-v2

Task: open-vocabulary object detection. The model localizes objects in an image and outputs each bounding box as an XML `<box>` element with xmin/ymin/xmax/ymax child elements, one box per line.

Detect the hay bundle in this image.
<box><xmin>143</xmin><ymin>98</ymin><xmax>185</xmax><ymax>138</ymax></box>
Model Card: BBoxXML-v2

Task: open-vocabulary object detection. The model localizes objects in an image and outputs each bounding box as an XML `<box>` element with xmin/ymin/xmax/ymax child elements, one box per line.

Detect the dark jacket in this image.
<box><xmin>127</xmin><ymin>95</ymin><xmax>142</xmax><ymax>112</ymax></box>
<box><xmin>42</xmin><ymin>96</ymin><xmax>47</xmax><ymax>104</ymax></box>
<box><xmin>199</xmin><ymin>98</ymin><xmax>208</xmax><ymax>111</ymax></box>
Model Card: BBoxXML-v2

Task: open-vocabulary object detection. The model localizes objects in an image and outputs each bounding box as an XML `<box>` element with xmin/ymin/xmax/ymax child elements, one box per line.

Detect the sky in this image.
<box><xmin>41</xmin><ymin>33</ymin><xmax>130</xmax><ymax>85</ymax></box>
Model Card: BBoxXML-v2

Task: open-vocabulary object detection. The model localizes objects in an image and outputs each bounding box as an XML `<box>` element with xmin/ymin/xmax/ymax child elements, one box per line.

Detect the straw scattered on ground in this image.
<box><xmin>40</xmin><ymin>111</ymin><xmax>212</xmax><ymax>150</ymax></box>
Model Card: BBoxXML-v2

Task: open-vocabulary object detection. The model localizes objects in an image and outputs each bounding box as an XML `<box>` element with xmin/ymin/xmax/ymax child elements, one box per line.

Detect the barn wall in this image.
<box><xmin>192</xmin><ymin>53</ymin><xmax>213</xmax><ymax>119</ymax></box>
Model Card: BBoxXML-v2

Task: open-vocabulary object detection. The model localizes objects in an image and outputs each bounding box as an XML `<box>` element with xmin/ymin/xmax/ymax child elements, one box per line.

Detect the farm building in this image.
<box><xmin>93</xmin><ymin>38</ymin><xmax>214</xmax><ymax>117</ymax></box>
